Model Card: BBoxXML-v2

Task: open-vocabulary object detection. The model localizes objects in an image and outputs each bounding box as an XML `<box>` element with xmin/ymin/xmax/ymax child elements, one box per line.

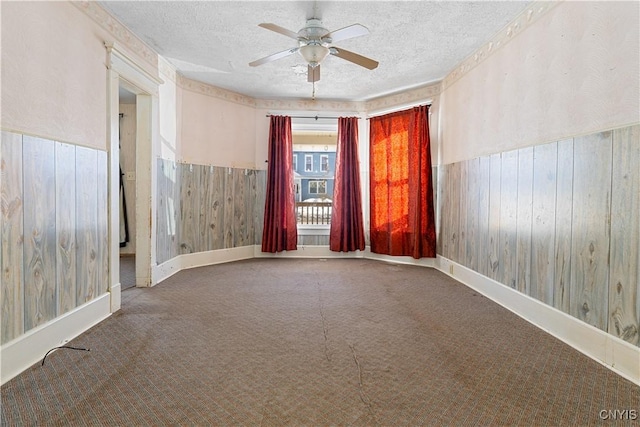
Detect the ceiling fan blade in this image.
<box><xmin>259</xmin><ymin>23</ymin><xmax>303</xmax><ymax>40</ymax></box>
<box><xmin>249</xmin><ymin>47</ymin><xmax>299</xmax><ymax>67</ymax></box>
<box><xmin>308</xmin><ymin>65</ymin><xmax>320</xmax><ymax>82</ymax></box>
<box><xmin>330</xmin><ymin>47</ymin><xmax>379</xmax><ymax>70</ymax></box>
<box><xmin>322</xmin><ymin>24</ymin><xmax>369</xmax><ymax>43</ymax></box>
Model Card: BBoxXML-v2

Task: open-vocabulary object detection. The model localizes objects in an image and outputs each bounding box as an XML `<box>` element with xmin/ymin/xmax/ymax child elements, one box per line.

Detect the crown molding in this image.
<box><xmin>255</xmin><ymin>98</ymin><xmax>364</xmax><ymax>112</ymax></box>
<box><xmin>365</xmin><ymin>82</ymin><xmax>441</xmax><ymax>112</ymax></box>
<box><xmin>72</xmin><ymin>1</ymin><xmax>157</xmax><ymax>69</ymax></box>
<box><xmin>176</xmin><ymin>75</ymin><xmax>257</xmax><ymax>107</ymax></box>
<box><xmin>442</xmin><ymin>1</ymin><xmax>560</xmax><ymax>90</ymax></box>
<box><xmin>158</xmin><ymin>56</ymin><xmax>178</xmax><ymax>84</ymax></box>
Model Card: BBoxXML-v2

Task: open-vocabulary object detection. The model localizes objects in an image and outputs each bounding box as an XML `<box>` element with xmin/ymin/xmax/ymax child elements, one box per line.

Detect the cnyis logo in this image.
<box><xmin>598</xmin><ymin>409</ymin><xmax>638</xmax><ymax>420</ymax></box>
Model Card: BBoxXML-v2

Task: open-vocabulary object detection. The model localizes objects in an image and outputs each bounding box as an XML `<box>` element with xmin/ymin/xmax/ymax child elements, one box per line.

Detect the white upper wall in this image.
<box><xmin>4</xmin><ymin>1</ymin><xmax>636</xmax><ymax>169</ymax></box>
<box><xmin>158</xmin><ymin>57</ymin><xmax>180</xmax><ymax>161</ymax></box>
<box><xmin>1</xmin><ymin>2</ymin><xmax>110</xmax><ymax>149</ymax></box>
<box><xmin>179</xmin><ymin>87</ymin><xmax>257</xmax><ymax>168</ymax></box>
<box><xmin>439</xmin><ymin>1</ymin><xmax>640</xmax><ymax>164</ymax></box>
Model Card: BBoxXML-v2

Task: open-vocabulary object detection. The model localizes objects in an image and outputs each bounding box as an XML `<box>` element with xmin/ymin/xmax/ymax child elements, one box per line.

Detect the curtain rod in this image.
<box><xmin>265</xmin><ymin>114</ymin><xmax>360</xmax><ymax>120</ymax></box>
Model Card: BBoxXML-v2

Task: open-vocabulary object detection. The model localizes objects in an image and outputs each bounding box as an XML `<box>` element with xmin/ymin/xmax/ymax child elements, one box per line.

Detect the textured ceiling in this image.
<box><xmin>100</xmin><ymin>1</ymin><xmax>531</xmax><ymax>102</ymax></box>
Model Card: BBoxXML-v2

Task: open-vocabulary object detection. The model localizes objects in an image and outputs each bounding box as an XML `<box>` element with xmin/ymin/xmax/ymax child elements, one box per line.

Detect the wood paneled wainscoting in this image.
<box><xmin>155</xmin><ymin>159</ymin><xmax>267</xmax><ymax>266</ymax></box>
<box><xmin>1</xmin><ymin>131</ymin><xmax>110</xmax><ymax>383</ymax></box>
<box><xmin>437</xmin><ymin>124</ymin><xmax>640</xmax><ymax>349</ymax></box>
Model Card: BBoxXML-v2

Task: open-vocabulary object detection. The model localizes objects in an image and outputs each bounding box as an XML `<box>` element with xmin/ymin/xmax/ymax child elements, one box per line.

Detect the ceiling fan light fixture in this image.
<box><xmin>299</xmin><ymin>44</ymin><xmax>329</xmax><ymax>68</ymax></box>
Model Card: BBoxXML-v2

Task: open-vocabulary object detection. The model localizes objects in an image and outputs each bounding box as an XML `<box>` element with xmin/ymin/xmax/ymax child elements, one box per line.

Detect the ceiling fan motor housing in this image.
<box><xmin>298</xmin><ymin>19</ymin><xmax>331</xmax><ymax>67</ymax></box>
<box><xmin>298</xmin><ymin>19</ymin><xmax>330</xmax><ymax>41</ymax></box>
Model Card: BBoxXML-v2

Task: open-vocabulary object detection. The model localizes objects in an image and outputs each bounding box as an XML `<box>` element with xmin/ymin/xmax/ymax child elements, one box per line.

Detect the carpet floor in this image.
<box><xmin>120</xmin><ymin>256</ymin><xmax>136</xmax><ymax>290</ymax></box>
<box><xmin>1</xmin><ymin>258</ymin><xmax>638</xmax><ymax>426</ymax></box>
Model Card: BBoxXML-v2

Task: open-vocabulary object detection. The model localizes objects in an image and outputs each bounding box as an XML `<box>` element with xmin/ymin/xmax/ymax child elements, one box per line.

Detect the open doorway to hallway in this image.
<box><xmin>118</xmin><ymin>85</ymin><xmax>136</xmax><ymax>290</ymax></box>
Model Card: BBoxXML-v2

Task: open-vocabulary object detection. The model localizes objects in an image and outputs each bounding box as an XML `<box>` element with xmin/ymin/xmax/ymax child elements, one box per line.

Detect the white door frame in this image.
<box><xmin>106</xmin><ymin>42</ymin><xmax>163</xmax><ymax>311</ymax></box>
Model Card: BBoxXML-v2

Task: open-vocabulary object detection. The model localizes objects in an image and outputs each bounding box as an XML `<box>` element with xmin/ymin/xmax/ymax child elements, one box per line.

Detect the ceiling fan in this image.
<box><xmin>249</xmin><ymin>18</ymin><xmax>379</xmax><ymax>83</ymax></box>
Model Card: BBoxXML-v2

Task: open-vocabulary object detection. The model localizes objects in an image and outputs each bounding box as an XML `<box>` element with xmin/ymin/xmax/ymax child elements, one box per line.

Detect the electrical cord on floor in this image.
<box><xmin>41</xmin><ymin>346</ymin><xmax>90</xmax><ymax>366</ymax></box>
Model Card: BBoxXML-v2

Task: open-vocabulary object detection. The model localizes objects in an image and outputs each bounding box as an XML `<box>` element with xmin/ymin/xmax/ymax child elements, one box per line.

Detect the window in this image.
<box><xmin>320</xmin><ymin>155</ymin><xmax>329</xmax><ymax>172</ymax></box>
<box><xmin>292</xmin><ymin>129</ymin><xmax>337</xmax><ymax>226</ymax></box>
<box><xmin>292</xmin><ymin>154</ymin><xmax>297</xmax><ymax>172</ymax></box>
<box><xmin>308</xmin><ymin>180</ymin><xmax>327</xmax><ymax>194</ymax></box>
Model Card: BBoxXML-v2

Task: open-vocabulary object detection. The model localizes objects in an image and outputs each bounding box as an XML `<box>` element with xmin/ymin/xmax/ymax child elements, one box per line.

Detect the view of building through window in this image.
<box><xmin>292</xmin><ymin>131</ymin><xmax>336</xmax><ymax>224</ymax></box>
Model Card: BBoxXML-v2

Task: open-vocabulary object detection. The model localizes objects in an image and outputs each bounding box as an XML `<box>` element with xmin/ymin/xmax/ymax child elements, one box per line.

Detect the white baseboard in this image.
<box><xmin>110</xmin><ymin>283</ymin><xmax>121</xmax><ymax>312</ymax></box>
<box><xmin>1</xmin><ymin>293</ymin><xmax>111</xmax><ymax>385</ymax></box>
<box><xmin>364</xmin><ymin>248</ymin><xmax>438</xmax><ymax>268</ymax></box>
<box><xmin>153</xmin><ymin>246</ymin><xmax>256</xmax><ymax>284</ymax></box>
<box><xmin>435</xmin><ymin>256</ymin><xmax>640</xmax><ymax>386</ymax></box>
<box><xmin>254</xmin><ymin>244</ymin><xmax>364</xmax><ymax>259</ymax></box>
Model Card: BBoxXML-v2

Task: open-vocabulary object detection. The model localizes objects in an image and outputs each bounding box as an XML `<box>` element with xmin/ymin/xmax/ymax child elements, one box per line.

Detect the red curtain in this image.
<box><xmin>261</xmin><ymin>116</ymin><xmax>297</xmax><ymax>253</ymax></box>
<box><xmin>369</xmin><ymin>105</ymin><xmax>436</xmax><ymax>259</ymax></box>
<box><xmin>330</xmin><ymin>117</ymin><xmax>365</xmax><ymax>252</ymax></box>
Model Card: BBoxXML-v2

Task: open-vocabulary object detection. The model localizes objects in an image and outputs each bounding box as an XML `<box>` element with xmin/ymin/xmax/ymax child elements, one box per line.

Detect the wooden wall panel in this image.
<box><xmin>554</xmin><ymin>139</ymin><xmax>574</xmax><ymax>313</ymax></box>
<box><xmin>169</xmin><ymin>160</ymin><xmax>181</xmax><ymax>260</ymax></box>
<box><xmin>530</xmin><ymin>142</ymin><xmax>558</xmax><ymax>305</ymax></box>
<box><xmin>96</xmin><ymin>151</ymin><xmax>108</xmax><ymax>294</ymax></box>
<box><xmin>298</xmin><ymin>235</ymin><xmax>330</xmax><ymax>245</ymax></box>
<box><xmin>477</xmin><ymin>156</ymin><xmax>491</xmax><ymax>276</ymax></box>
<box><xmin>55</xmin><ymin>142</ymin><xmax>77</xmax><ymax>314</ymax></box>
<box><xmin>196</xmin><ymin>165</ymin><xmax>209</xmax><ymax>252</ymax></box>
<box><xmin>432</xmin><ymin>166</ymin><xmax>438</xmax><ymax>237</ymax></box>
<box><xmin>255</xmin><ymin>170</ymin><xmax>267</xmax><ymax>245</ymax></box>
<box><xmin>156</xmin><ymin>159</ymin><xmax>169</xmax><ymax>264</ymax></box>
<box><xmin>487</xmin><ymin>154</ymin><xmax>502</xmax><ymax>280</ymax></box>
<box><xmin>23</xmin><ymin>136</ymin><xmax>57</xmax><ymax>329</ymax></box>
<box><xmin>499</xmin><ymin>150</ymin><xmax>518</xmax><ymax>289</ymax></box>
<box><xmin>245</xmin><ymin>170</ymin><xmax>257</xmax><ymax>245</ymax></box>
<box><xmin>233</xmin><ymin>169</ymin><xmax>247</xmax><ymax>247</ymax></box>
<box><xmin>448</xmin><ymin>162</ymin><xmax>461</xmax><ymax>263</ymax></box>
<box><xmin>570</xmin><ymin>132</ymin><xmax>612</xmax><ymax>331</ymax></box>
<box><xmin>246</xmin><ymin>170</ymin><xmax>256</xmax><ymax>246</ymax></box>
<box><xmin>199</xmin><ymin>165</ymin><xmax>213</xmax><ymax>251</ymax></box>
<box><xmin>458</xmin><ymin>160</ymin><xmax>468</xmax><ymax>265</ymax></box>
<box><xmin>516</xmin><ymin>147</ymin><xmax>533</xmax><ymax>295</ymax></box>
<box><xmin>465</xmin><ymin>158</ymin><xmax>479</xmax><ymax>272</ymax></box>
<box><xmin>208</xmin><ymin>166</ymin><xmax>227</xmax><ymax>250</ymax></box>
<box><xmin>198</xmin><ymin>165</ymin><xmax>214</xmax><ymax>251</ymax></box>
<box><xmin>435</xmin><ymin>125</ymin><xmax>637</xmax><ymax>347</ymax></box>
<box><xmin>608</xmin><ymin>125</ymin><xmax>639</xmax><ymax>344</ymax></box>
<box><xmin>437</xmin><ymin>165</ymin><xmax>449</xmax><ymax>257</ymax></box>
<box><xmin>436</xmin><ymin>165</ymin><xmax>447</xmax><ymax>256</ymax></box>
<box><xmin>179</xmin><ymin>163</ymin><xmax>199</xmax><ymax>254</ymax></box>
<box><xmin>75</xmin><ymin>146</ymin><xmax>99</xmax><ymax>305</ymax></box>
<box><xmin>1</xmin><ymin>132</ymin><xmax>24</xmax><ymax>343</ymax></box>
<box><xmin>223</xmin><ymin>168</ymin><xmax>234</xmax><ymax>248</ymax></box>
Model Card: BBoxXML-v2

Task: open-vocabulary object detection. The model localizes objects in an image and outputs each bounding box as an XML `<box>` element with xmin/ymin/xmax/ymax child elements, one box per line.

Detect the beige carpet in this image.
<box><xmin>2</xmin><ymin>258</ymin><xmax>638</xmax><ymax>426</ymax></box>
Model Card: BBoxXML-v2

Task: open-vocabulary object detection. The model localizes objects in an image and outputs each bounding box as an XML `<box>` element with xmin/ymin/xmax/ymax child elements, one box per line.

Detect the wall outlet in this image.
<box><xmin>126</xmin><ymin>171</ymin><xmax>135</xmax><ymax>181</ymax></box>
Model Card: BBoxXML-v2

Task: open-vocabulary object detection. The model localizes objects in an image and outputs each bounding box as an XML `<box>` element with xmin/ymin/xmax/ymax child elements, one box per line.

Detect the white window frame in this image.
<box><xmin>320</xmin><ymin>154</ymin><xmax>329</xmax><ymax>172</ymax></box>
<box><xmin>305</xmin><ymin>154</ymin><xmax>313</xmax><ymax>172</ymax></box>
<box><xmin>308</xmin><ymin>180</ymin><xmax>327</xmax><ymax>194</ymax></box>
<box><xmin>292</xmin><ymin>154</ymin><xmax>297</xmax><ymax>171</ymax></box>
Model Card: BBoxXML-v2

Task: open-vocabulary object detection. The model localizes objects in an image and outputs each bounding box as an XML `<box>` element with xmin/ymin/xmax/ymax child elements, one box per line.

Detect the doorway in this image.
<box><xmin>118</xmin><ymin>85</ymin><xmax>137</xmax><ymax>290</ymax></box>
<box><xmin>106</xmin><ymin>43</ymin><xmax>161</xmax><ymax>313</ymax></box>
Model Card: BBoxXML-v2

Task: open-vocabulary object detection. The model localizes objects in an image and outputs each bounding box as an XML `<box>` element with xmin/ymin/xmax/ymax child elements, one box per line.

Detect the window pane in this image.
<box><xmin>321</xmin><ymin>155</ymin><xmax>329</xmax><ymax>172</ymax></box>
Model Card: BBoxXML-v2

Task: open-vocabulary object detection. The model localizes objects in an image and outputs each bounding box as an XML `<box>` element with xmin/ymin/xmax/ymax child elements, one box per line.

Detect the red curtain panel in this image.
<box><xmin>369</xmin><ymin>106</ymin><xmax>436</xmax><ymax>258</ymax></box>
<box><xmin>330</xmin><ymin>117</ymin><xmax>365</xmax><ymax>252</ymax></box>
<box><xmin>261</xmin><ymin>116</ymin><xmax>298</xmax><ymax>253</ymax></box>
